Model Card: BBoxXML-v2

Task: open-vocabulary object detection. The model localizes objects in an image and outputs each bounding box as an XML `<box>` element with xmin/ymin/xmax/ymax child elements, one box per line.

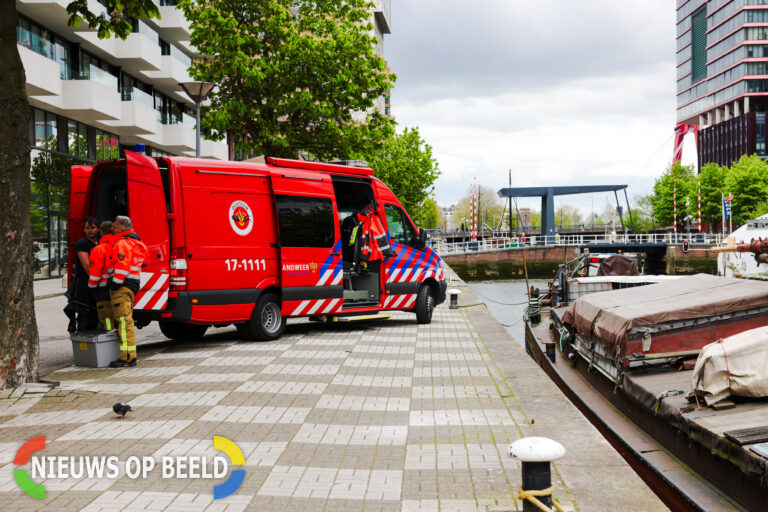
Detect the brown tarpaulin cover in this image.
<box><xmin>562</xmin><ymin>274</ymin><xmax>768</xmax><ymax>352</ymax></box>
<box><xmin>596</xmin><ymin>254</ymin><xmax>639</xmax><ymax>276</ymax></box>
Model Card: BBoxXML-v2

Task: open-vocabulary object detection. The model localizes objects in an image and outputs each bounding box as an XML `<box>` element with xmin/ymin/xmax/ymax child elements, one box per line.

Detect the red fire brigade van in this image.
<box><xmin>69</xmin><ymin>152</ymin><xmax>447</xmax><ymax>340</ymax></box>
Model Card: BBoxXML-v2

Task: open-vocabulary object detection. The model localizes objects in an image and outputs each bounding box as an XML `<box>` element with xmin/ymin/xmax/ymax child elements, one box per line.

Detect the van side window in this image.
<box><xmin>385</xmin><ymin>204</ymin><xmax>416</xmax><ymax>246</ymax></box>
<box><xmin>275</xmin><ymin>195</ymin><xmax>335</xmax><ymax>248</ymax></box>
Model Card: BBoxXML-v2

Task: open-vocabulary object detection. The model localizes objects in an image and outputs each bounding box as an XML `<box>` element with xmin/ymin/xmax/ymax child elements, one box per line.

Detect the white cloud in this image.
<box><xmin>384</xmin><ymin>0</ymin><xmax>693</xmax><ymax>213</ymax></box>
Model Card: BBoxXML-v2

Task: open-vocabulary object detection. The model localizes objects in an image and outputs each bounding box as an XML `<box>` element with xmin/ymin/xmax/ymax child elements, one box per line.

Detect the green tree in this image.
<box><xmin>724</xmin><ymin>154</ymin><xmax>768</xmax><ymax>225</ymax></box>
<box><xmin>554</xmin><ymin>204</ymin><xmax>582</xmax><ymax>229</ymax></box>
<box><xmin>452</xmin><ymin>185</ymin><xmax>505</xmax><ymax>232</ymax></box>
<box><xmin>362</xmin><ymin>127</ymin><xmax>440</xmax><ymax>221</ymax></box>
<box><xmin>685</xmin><ymin>162</ymin><xmax>726</xmax><ymax>229</ymax></box>
<box><xmin>178</xmin><ymin>0</ymin><xmax>395</xmax><ymax>160</ymax></box>
<box><xmin>629</xmin><ymin>194</ymin><xmax>656</xmax><ymax>232</ymax></box>
<box><xmin>650</xmin><ymin>161</ymin><xmax>695</xmax><ymax>227</ymax></box>
<box><xmin>1</xmin><ymin>1</ymin><xmax>159</xmax><ymax>390</ymax></box>
<box><xmin>417</xmin><ymin>198</ymin><xmax>440</xmax><ymax>230</ymax></box>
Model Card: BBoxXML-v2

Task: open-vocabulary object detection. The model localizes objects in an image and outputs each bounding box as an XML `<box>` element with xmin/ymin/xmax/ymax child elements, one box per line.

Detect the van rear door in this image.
<box><xmin>125</xmin><ymin>151</ymin><xmax>170</xmax><ymax>311</ymax></box>
<box><xmin>68</xmin><ymin>165</ymin><xmax>93</xmax><ymax>285</ymax></box>
<box><xmin>270</xmin><ymin>171</ymin><xmax>343</xmax><ymax>317</ymax></box>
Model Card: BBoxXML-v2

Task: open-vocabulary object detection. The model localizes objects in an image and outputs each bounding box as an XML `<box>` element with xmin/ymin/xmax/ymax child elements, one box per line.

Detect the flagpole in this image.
<box><xmin>729</xmin><ymin>195</ymin><xmax>733</xmax><ymax>235</ymax></box>
<box><xmin>673</xmin><ymin>184</ymin><xmax>677</xmax><ymax>241</ymax></box>
<box><xmin>722</xmin><ymin>192</ymin><xmax>725</xmax><ymax>236</ymax></box>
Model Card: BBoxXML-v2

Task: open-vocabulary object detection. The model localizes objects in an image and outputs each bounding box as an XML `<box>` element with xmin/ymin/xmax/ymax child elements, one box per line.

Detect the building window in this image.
<box><xmin>275</xmin><ymin>195</ymin><xmax>335</xmax><ymax>247</ymax></box>
<box><xmin>691</xmin><ymin>7</ymin><xmax>707</xmax><ymax>83</ymax></box>
<box><xmin>95</xmin><ymin>129</ymin><xmax>119</xmax><ymax>160</ymax></box>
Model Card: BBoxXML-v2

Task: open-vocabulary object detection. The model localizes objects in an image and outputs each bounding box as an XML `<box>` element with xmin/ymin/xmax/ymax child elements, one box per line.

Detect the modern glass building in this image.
<box><xmin>19</xmin><ymin>1</ymin><xmax>391</xmax><ymax>280</ymax></box>
<box><xmin>17</xmin><ymin>1</ymin><xmax>229</xmax><ymax>280</ymax></box>
<box><xmin>677</xmin><ymin>0</ymin><xmax>768</xmax><ymax>167</ymax></box>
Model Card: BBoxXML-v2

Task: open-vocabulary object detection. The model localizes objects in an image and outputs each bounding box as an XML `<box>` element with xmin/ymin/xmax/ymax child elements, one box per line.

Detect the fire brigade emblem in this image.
<box><xmin>229</xmin><ymin>200</ymin><xmax>254</xmax><ymax>236</ymax></box>
<box><xmin>310</xmin><ymin>261</ymin><xmax>318</xmax><ymax>274</ymax></box>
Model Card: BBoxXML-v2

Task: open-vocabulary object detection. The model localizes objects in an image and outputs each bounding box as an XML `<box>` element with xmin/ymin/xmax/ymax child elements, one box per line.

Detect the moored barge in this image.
<box><xmin>525</xmin><ymin>274</ymin><xmax>768</xmax><ymax>511</ymax></box>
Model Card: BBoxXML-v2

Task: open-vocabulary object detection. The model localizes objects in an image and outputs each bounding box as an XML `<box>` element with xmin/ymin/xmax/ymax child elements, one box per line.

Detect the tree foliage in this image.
<box><xmin>687</xmin><ymin>162</ymin><xmax>726</xmax><ymax>224</ymax></box>
<box><xmin>723</xmin><ymin>155</ymin><xmax>768</xmax><ymax>225</ymax></box>
<box><xmin>178</xmin><ymin>0</ymin><xmax>395</xmax><ymax>160</ymax></box>
<box><xmin>629</xmin><ymin>194</ymin><xmax>656</xmax><ymax>232</ymax></box>
<box><xmin>452</xmin><ymin>185</ymin><xmax>504</xmax><ymax>231</ymax></box>
<box><xmin>648</xmin><ymin>156</ymin><xmax>768</xmax><ymax>230</ymax></box>
<box><xmin>66</xmin><ymin>0</ymin><xmax>159</xmax><ymax>39</ymax></box>
<box><xmin>417</xmin><ymin>198</ymin><xmax>440</xmax><ymax>230</ymax></box>
<box><xmin>361</xmin><ymin>127</ymin><xmax>440</xmax><ymax>223</ymax></box>
<box><xmin>650</xmin><ymin>161</ymin><xmax>695</xmax><ymax>228</ymax></box>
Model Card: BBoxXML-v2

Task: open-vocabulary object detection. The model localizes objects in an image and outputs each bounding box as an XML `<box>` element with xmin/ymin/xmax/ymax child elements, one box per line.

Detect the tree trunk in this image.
<box><xmin>0</xmin><ymin>2</ymin><xmax>39</xmax><ymax>389</ymax></box>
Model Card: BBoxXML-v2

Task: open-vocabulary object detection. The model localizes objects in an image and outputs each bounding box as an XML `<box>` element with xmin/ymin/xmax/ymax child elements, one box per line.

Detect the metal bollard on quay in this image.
<box><xmin>448</xmin><ymin>288</ymin><xmax>460</xmax><ymax>309</ymax></box>
<box><xmin>509</xmin><ymin>437</ymin><xmax>567</xmax><ymax>512</ymax></box>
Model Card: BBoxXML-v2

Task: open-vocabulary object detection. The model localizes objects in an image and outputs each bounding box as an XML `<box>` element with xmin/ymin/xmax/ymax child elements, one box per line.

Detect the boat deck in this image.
<box><xmin>527</xmin><ymin>307</ymin><xmax>768</xmax><ymax>511</ymax></box>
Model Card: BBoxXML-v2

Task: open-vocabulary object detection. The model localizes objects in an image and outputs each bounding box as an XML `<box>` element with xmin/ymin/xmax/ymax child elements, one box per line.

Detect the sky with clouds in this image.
<box><xmin>383</xmin><ymin>0</ymin><xmax>696</xmax><ymax>215</ymax></box>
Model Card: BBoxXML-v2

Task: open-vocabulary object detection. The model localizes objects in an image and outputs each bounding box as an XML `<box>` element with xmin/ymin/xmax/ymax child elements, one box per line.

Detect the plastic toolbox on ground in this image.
<box><xmin>70</xmin><ymin>331</ymin><xmax>119</xmax><ymax>368</ymax></box>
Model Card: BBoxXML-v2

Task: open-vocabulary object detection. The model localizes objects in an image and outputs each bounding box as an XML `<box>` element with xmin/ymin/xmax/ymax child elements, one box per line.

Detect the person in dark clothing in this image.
<box><xmin>70</xmin><ymin>216</ymin><xmax>100</xmax><ymax>332</ymax></box>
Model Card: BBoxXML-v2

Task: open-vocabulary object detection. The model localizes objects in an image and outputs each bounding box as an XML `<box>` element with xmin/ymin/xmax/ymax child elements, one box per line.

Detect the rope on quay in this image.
<box><xmin>517</xmin><ymin>484</ymin><xmax>566</xmax><ymax>512</ymax></box>
<box><xmin>469</xmin><ymin>289</ymin><xmax>531</xmax><ymax>306</ymax></box>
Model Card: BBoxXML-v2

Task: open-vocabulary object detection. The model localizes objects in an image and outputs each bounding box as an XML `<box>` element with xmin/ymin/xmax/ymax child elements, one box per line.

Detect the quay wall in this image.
<box><xmin>442</xmin><ymin>245</ymin><xmax>720</xmax><ymax>281</ymax></box>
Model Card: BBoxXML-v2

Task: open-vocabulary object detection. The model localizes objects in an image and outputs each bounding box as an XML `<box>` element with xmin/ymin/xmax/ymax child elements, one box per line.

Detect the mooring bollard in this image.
<box><xmin>448</xmin><ymin>288</ymin><xmax>460</xmax><ymax>309</ymax></box>
<box><xmin>545</xmin><ymin>342</ymin><xmax>556</xmax><ymax>363</ymax></box>
<box><xmin>509</xmin><ymin>436</ymin><xmax>566</xmax><ymax>512</ymax></box>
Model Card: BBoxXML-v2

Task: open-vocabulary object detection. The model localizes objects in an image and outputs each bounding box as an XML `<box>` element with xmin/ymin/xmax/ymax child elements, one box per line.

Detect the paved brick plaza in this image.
<box><xmin>0</xmin><ymin>279</ymin><xmax>663</xmax><ymax>511</ymax></box>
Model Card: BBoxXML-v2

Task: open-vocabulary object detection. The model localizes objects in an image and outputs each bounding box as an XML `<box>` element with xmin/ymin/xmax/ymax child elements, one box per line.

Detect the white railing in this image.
<box><xmin>432</xmin><ymin>232</ymin><xmax>727</xmax><ymax>255</ymax></box>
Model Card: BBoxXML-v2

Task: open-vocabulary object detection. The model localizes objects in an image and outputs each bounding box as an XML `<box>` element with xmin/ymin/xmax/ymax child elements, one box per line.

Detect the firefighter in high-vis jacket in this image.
<box><xmin>349</xmin><ymin>204</ymin><xmax>394</xmax><ymax>271</ymax></box>
<box><xmin>108</xmin><ymin>216</ymin><xmax>148</xmax><ymax>368</ymax></box>
<box><xmin>87</xmin><ymin>221</ymin><xmax>115</xmax><ymax>331</ymax></box>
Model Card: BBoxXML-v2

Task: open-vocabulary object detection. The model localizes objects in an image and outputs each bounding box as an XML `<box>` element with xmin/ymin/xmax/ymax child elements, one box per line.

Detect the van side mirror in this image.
<box><xmin>418</xmin><ymin>228</ymin><xmax>427</xmax><ymax>250</ymax></box>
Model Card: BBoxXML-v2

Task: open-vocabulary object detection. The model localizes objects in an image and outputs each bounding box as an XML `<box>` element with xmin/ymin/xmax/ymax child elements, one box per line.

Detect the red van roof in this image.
<box><xmin>266</xmin><ymin>157</ymin><xmax>374</xmax><ymax>177</ymax></box>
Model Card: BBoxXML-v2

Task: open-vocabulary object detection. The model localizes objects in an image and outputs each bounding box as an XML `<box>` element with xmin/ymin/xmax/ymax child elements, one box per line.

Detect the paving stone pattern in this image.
<box><xmin>2</xmin><ymin>280</ymin><xmax>664</xmax><ymax>511</ymax></box>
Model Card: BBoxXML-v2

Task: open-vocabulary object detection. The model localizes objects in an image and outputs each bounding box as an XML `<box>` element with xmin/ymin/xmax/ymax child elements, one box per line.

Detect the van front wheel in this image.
<box><xmin>245</xmin><ymin>292</ymin><xmax>285</xmax><ymax>341</ymax></box>
<box><xmin>414</xmin><ymin>285</ymin><xmax>435</xmax><ymax>324</ymax></box>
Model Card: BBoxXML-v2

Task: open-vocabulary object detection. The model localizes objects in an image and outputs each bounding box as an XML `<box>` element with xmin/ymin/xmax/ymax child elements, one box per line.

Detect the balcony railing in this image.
<box><xmin>17</xmin><ymin>26</ymin><xmax>55</xmax><ymax>61</ymax></box>
<box><xmin>164</xmin><ymin>42</ymin><xmax>191</xmax><ymax>66</ymax></box>
<box><xmin>72</xmin><ymin>64</ymin><xmax>118</xmax><ymax>91</ymax></box>
<box><xmin>120</xmin><ymin>87</ymin><xmax>155</xmax><ymax>109</ymax></box>
<box><xmin>157</xmin><ymin>111</ymin><xmax>196</xmax><ymax>126</ymax></box>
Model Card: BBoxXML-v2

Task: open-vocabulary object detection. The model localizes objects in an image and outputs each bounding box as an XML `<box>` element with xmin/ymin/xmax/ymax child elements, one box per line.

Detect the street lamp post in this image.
<box><xmin>178</xmin><ymin>81</ymin><xmax>215</xmax><ymax>158</ymax></box>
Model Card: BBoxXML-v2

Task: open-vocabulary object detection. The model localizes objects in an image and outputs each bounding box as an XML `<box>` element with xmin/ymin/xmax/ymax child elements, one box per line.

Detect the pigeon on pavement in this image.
<box><xmin>113</xmin><ymin>403</ymin><xmax>132</xmax><ymax>419</ymax></box>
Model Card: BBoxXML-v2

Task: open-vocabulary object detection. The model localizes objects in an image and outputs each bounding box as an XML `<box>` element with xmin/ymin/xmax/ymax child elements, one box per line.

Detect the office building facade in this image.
<box><xmin>18</xmin><ymin>1</ymin><xmax>227</xmax><ymax>279</ymax></box>
<box><xmin>20</xmin><ymin>1</ymin><xmax>390</xmax><ymax>280</ymax></box>
<box><xmin>676</xmin><ymin>0</ymin><xmax>768</xmax><ymax>168</ymax></box>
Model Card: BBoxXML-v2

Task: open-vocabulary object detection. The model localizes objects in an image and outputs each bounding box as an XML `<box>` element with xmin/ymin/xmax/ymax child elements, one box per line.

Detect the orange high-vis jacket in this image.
<box><xmin>112</xmin><ymin>230</ymin><xmax>148</xmax><ymax>287</ymax></box>
<box><xmin>87</xmin><ymin>234</ymin><xmax>114</xmax><ymax>289</ymax></box>
<box><xmin>354</xmin><ymin>205</ymin><xmax>394</xmax><ymax>262</ymax></box>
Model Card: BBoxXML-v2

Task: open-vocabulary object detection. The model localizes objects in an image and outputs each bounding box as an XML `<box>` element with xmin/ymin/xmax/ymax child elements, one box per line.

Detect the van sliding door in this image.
<box><xmin>125</xmin><ymin>151</ymin><xmax>170</xmax><ymax>311</ymax></box>
<box><xmin>271</xmin><ymin>172</ymin><xmax>343</xmax><ymax>317</ymax></box>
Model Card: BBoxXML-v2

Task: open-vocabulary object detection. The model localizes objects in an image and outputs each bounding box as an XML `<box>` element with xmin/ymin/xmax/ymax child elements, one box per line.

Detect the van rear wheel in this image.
<box><xmin>159</xmin><ymin>321</ymin><xmax>208</xmax><ymax>340</ymax></box>
<box><xmin>242</xmin><ymin>292</ymin><xmax>285</xmax><ymax>341</ymax></box>
<box><xmin>414</xmin><ymin>285</ymin><xmax>435</xmax><ymax>324</ymax></box>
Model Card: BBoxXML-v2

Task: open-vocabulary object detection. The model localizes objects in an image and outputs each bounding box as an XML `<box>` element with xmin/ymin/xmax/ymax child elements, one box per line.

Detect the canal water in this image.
<box><xmin>467</xmin><ymin>279</ymin><xmax>549</xmax><ymax>347</ymax></box>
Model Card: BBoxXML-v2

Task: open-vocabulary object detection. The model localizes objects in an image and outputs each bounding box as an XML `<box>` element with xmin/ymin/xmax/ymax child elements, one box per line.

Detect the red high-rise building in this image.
<box><xmin>676</xmin><ymin>1</ymin><xmax>768</xmax><ymax>168</ymax></box>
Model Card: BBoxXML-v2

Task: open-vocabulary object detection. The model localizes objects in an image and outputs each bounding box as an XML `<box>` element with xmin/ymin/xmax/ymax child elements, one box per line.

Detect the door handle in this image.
<box><xmin>331</xmin><ymin>252</ymin><xmax>341</xmax><ymax>256</ymax></box>
<box><xmin>157</xmin><ymin>252</ymin><xmax>161</xmax><ymax>258</ymax></box>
